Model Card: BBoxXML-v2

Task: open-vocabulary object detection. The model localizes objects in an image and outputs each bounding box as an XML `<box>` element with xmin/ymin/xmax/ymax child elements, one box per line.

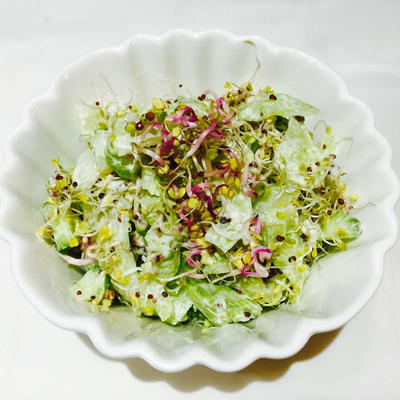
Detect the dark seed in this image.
<box><xmin>249</xmin><ymin>121</ymin><xmax>259</xmax><ymax>129</ymax></box>
<box><xmin>72</xmin><ymin>181</ymin><xmax>78</xmax><ymax>187</ymax></box>
<box><xmin>294</xmin><ymin>115</ymin><xmax>305</xmax><ymax>123</ymax></box>
<box><xmin>145</xmin><ymin>111</ymin><xmax>155</xmax><ymax>121</ymax></box>
<box><xmin>269</xmin><ymin>94</ymin><xmax>277</xmax><ymax>100</ymax></box>
<box><xmin>162</xmin><ymin>291</ymin><xmax>168</xmax><ymax>298</ymax></box>
<box><xmin>197</xmin><ymin>171</ymin><xmax>204</xmax><ymax>178</ymax></box>
<box><xmin>95</xmin><ymin>101</ymin><xmax>100</xmax><ymax>106</ymax></box>
<box><xmin>147</xmin><ymin>294</ymin><xmax>153</xmax><ymax>299</ymax></box>
<box><xmin>179</xmin><ymin>84</ymin><xmax>183</xmax><ymax>88</ymax></box>
<box><xmin>244</xmin><ymin>311</ymin><xmax>251</xmax><ymax>318</ymax></box>
<box><xmin>327</xmin><ymin>210</ymin><xmax>332</xmax><ymax>215</ymax></box>
<box><xmin>337</xmin><ymin>198</ymin><xmax>345</xmax><ymax>205</ymax></box>
<box><xmin>98</xmin><ymin>192</ymin><xmax>105</xmax><ymax>199</ymax></box>
<box><xmin>315</xmin><ymin>161</ymin><xmax>321</xmax><ymax>167</ymax></box>
<box><xmin>307</xmin><ymin>167</ymin><xmax>312</xmax><ymax>173</ymax></box>
<box><xmin>76</xmin><ymin>291</ymin><xmax>82</xmax><ymax>295</ymax></box>
<box><xmin>133</xmin><ymin>214</ymin><xmax>139</xmax><ymax>220</ymax></box>
<box><xmin>135</xmin><ymin>121</ymin><xmax>144</xmax><ymax>130</ymax></box>
<box><xmin>249</xmin><ymin>161</ymin><xmax>258</xmax><ymax>168</ymax></box>
<box><xmin>322</xmin><ymin>144</ymin><xmax>327</xmax><ymax>149</ymax></box>
<box><xmin>90</xmin><ymin>295</ymin><xmax>96</xmax><ymax>300</ymax></box>
<box><xmin>135</xmin><ymin>292</ymin><xmax>140</xmax><ymax>298</ymax></box>
<box><xmin>300</xmin><ymin>233</ymin><xmax>308</xmax><ymax>241</ymax></box>
<box><xmin>288</xmin><ymin>256</ymin><xmax>297</xmax><ymax>262</ymax></box>
<box><xmin>55</xmin><ymin>174</ymin><xmax>63</xmax><ymax>180</ymax></box>
<box><xmin>198</xmin><ymin>94</ymin><xmax>206</xmax><ymax>101</ymax></box>
<box><xmin>276</xmin><ymin>235</ymin><xmax>285</xmax><ymax>242</ymax></box>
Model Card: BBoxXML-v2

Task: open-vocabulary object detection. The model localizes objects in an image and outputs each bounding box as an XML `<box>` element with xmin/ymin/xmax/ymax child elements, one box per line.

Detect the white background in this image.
<box><xmin>1</xmin><ymin>1</ymin><xmax>399</xmax><ymax>399</ymax></box>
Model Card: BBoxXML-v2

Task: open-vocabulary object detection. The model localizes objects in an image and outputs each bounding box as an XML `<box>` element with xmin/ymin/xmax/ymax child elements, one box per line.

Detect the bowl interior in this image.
<box><xmin>1</xmin><ymin>31</ymin><xmax>398</xmax><ymax>370</ymax></box>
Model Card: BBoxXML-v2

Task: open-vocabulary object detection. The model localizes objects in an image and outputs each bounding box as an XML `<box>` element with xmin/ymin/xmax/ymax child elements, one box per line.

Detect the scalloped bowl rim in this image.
<box><xmin>0</xmin><ymin>29</ymin><xmax>399</xmax><ymax>372</ymax></box>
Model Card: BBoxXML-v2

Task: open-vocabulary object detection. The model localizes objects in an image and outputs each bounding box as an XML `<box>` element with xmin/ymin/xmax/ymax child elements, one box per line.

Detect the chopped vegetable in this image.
<box><xmin>38</xmin><ymin>83</ymin><xmax>361</xmax><ymax>326</ymax></box>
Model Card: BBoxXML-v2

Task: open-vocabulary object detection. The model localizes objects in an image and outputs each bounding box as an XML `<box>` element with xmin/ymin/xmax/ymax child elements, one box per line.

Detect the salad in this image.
<box><xmin>37</xmin><ymin>83</ymin><xmax>361</xmax><ymax>327</ymax></box>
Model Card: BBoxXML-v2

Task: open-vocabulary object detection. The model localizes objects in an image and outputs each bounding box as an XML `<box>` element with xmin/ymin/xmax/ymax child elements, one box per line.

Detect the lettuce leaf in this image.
<box><xmin>274</xmin><ymin>118</ymin><xmax>333</xmax><ymax>188</ymax></box>
<box><xmin>105</xmin><ymin>150</ymin><xmax>140</xmax><ymax>180</ymax></box>
<box><xmin>202</xmin><ymin>252</ymin><xmax>232</xmax><ymax>274</ymax></box>
<box><xmin>113</xmin><ymin>275</ymin><xmax>192</xmax><ymax>325</ymax></box>
<box><xmin>254</xmin><ymin>184</ymin><xmax>299</xmax><ymax>245</ymax></box>
<box><xmin>72</xmin><ymin>268</ymin><xmax>107</xmax><ymax>303</ymax></box>
<box><xmin>321</xmin><ymin>210</ymin><xmax>361</xmax><ymax>242</ymax></box>
<box><xmin>205</xmin><ymin>192</ymin><xmax>252</xmax><ymax>252</ymax></box>
<box><xmin>144</xmin><ymin>226</ymin><xmax>180</xmax><ymax>278</ymax></box>
<box><xmin>234</xmin><ymin>276</ymin><xmax>288</xmax><ymax>307</ymax></box>
<box><xmin>238</xmin><ymin>93</ymin><xmax>319</xmax><ymax>121</ymax></box>
<box><xmin>141</xmin><ymin>167</ymin><xmax>163</xmax><ymax>197</ymax></box>
<box><xmin>52</xmin><ymin>212</ymin><xmax>77</xmax><ymax>251</ymax></box>
<box><xmin>72</xmin><ymin>149</ymin><xmax>99</xmax><ymax>190</ymax></box>
<box><xmin>185</xmin><ymin>280</ymin><xmax>262</xmax><ymax>325</ymax></box>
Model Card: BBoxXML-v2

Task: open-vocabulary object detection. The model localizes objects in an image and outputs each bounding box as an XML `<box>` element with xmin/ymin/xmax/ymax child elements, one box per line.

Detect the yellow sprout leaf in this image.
<box><xmin>188</xmin><ymin>197</ymin><xmax>199</xmax><ymax>209</ymax></box>
<box><xmin>152</xmin><ymin>98</ymin><xmax>164</xmax><ymax>110</ymax></box>
<box><xmin>69</xmin><ymin>237</ymin><xmax>79</xmax><ymax>247</ymax></box>
<box><xmin>229</xmin><ymin>158</ymin><xmax>238</xmax><ymax>170</ymax></box>
<box><xmin>242</xmin><ymin>252</ymin><xmax>252</xmax><ymax>265</ymax></box>
<box><xmin>172</xmin><ymin>127</ymin><xmax>181</xmax><ymax>137</ymax></box>
<box><xmin>98</xmin><ymin>225</ymin><xmax>113</xmax><ymax>242</ymax></box>
<box><xmin>311</xmin><ymin>248</ymin><xmax>318</xmax><ymax>258</ymax></box>
<box><xmin>349</xmin><ymin>194</ymin><xmax>359</xmax><ymax>203</ymax></box>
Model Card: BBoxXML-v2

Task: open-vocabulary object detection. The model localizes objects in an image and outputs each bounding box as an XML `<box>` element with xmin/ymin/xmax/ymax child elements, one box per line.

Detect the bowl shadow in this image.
<box><xmin>77</xmin><ymin>328</ymin><xmax>340</xmax><ymax>392</ymax></box>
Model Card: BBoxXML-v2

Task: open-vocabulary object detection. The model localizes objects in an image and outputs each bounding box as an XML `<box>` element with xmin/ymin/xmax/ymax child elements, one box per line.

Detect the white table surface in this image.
<box><xmin>1</xmin><ymin>1</ymin><xmax>399</xmax><ymax>399</ymax></box>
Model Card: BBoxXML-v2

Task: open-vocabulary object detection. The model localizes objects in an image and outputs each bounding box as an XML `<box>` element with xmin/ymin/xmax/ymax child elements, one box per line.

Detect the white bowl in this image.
<box><xmin>0</xmin><ymin>30</ymin><xmax>398</xmax><ymax>372</ymax></box>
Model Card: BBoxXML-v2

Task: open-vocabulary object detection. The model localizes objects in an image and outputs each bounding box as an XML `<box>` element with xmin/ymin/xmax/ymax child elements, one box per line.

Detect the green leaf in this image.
<box><xmin>274</xmin><ymin>118</ymin><xmax>333</xmax><ymax>188</ymax></box>
<box><xmin>238</xmin><ymin>93</ymin><xmax>320</xmax><ymax>121</ymax></box>
<box><xmin>234</xmin><ymin>276</ymin><xmax>288</xmax><ymax>306</ymax></box>
<box><xmin>321</xmin><ymin>210</ymin><xmax>361</xmax><ymax>242</ymax></box>
<box><xmin>105</xmin><ymin>150</ymin><xmax>140</xmax><ymax>180</ymax></box>
<box><xmin>72</xmin><ymin>149</ymin><xmax>99</xmax><ymax>190</ymax></box>
<box><xmin>141</xmin><ymin>167</ymin><xmax>163</xmax><ymax>197</ymax></box>
<box><xmin>185</xmin><ymin>280</ymin><xmax>262</xmax><ymax>325</ymax></box>
<box><xmin>205</xmin><ymin>192</ymin><xmax>252</xmax><ymax>252</ymax></box>
<box><xmin>202</xmin><ymin>252</ymin><xmax>232</xmax><ymax>274</ymax></box>
<box><xmin>72</xmin><ymin>268</ymin><xmax>107</xmax><ymax>303</ymax></box>
<box><xmin>52</xmin><ymin>213</ymin><xmax>76</xmax><ymax>251</ymax></box>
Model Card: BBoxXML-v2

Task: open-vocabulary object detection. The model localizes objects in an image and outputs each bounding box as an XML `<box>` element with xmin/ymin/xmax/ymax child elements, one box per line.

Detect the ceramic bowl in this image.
<box><xmin>0</xmin><ymin>30</ymin><xmax>398</xmax><ymax>372</ymax></box>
